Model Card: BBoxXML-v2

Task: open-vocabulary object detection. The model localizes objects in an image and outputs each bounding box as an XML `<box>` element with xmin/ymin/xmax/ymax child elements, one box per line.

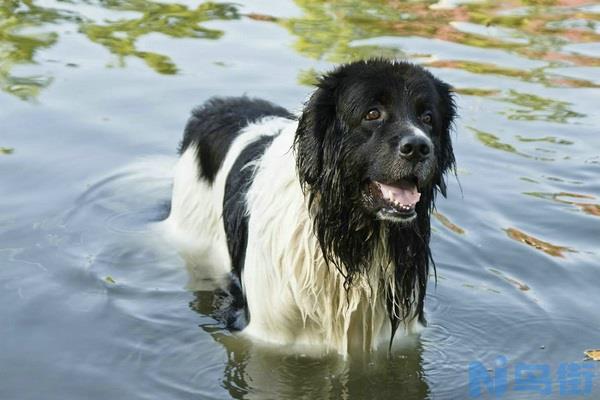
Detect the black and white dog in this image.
<box><xmin>164</xmin><ymin>59</ymin><xmax>456</xmax><ymax>354</ymax></box>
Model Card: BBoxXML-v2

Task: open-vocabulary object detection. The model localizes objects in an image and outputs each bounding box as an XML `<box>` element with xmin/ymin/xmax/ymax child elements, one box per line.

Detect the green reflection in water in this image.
<box><xmin>500</xmin><ymin>90</ymin><xmax>585</xmax><ymax>123</ymax></box>
<box><xmin>455</xmin><ymin>88</ymin><xmax>501</xmax><ymax>97</ymax></box>
<box><xmin>2</xmin><ymin>0</ymin><xmax>600</xmax><ymax>102</ymax></box>
<box><xmin>469</xmin><ymin>127</ymin><xmax>521</xmax><ymax>155</ymax></box>
<box><xmin>0</xmin><ymin>1</ymin><xmax>66</xmax><ymax>99</ymax></box>
<box><xmin>276</xmin><ymin>0</ymin><xmax>600</xmax><ymax>68</ymax></box>
<box><xmin>426</xmin><ymin>60</ymin><xmax>599</xmax><ymax>89</ymax></box>
<box><xmin>269</xmin><ymin>0</ymin><xmax>599</xmax><ymax>133</ymax></box>
<box><xmin>277</xmin><ymin>0</ymin><xmax>410</xmax><ymax>63</ymax></box>
<box><xmin>524</xmin><ymin>191</ymin><xmax>600</xmax><ymax>218</ymax></box>
<box><xmin>0</xmin><ymin>0</ymin><xmax>238</xmax><ymax>99</ymax></box>
<box><xmin>469</xmin><ymin>127</ymin><xmax>567</xmax><ymax>161</ymax></box>
<box><xmin>80</xmin><ymin>1</ymin><xmax>239</xmax><ymax>75</ymax></box>
<box><xmin>515</xmin><ymin>135</ymin><xmax>573</xmax><ymax>145</ymax></box>
<box><xmin>297</xmin><ymin>67</ymin><xmax>320</xmax><ymax>86</ymax></box>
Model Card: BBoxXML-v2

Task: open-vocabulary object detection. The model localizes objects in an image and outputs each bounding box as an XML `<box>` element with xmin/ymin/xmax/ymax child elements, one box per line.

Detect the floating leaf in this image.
<box><xmin>105</xmin><ymin>276</ymin><xmax>116</xmax><ymax>284</ymax></box>
<box><xmin>1</xmin><ymin>147</ymin><xmax>14</xmax><ymax>155</ymax></box>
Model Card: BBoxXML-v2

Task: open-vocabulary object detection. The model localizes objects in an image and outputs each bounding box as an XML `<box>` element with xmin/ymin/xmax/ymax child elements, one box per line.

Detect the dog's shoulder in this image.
<box><xmin>179</xmin><ymin>96</ymin><xmax>295</xmax><ymax>183</ymax></box>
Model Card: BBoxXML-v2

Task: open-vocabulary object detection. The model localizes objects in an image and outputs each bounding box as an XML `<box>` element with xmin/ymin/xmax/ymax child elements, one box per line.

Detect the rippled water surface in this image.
<box><xmin>1</xmin><ymin>1</ymin><xmax>600</xmax><ymax>399</ymax></box>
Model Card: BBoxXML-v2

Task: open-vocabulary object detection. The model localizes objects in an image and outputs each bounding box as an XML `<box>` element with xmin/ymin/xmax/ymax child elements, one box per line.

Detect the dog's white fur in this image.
<box><xmin>163</xmin><ymin>116</ymin><xmax>421</xmax><ymax>354</ymax></box>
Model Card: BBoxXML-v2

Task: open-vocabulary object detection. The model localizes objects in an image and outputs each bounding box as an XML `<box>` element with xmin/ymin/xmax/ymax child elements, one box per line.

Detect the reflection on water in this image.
<box><xmin>500</xmin><ymin>90</ymin><xmax>585</xmax><ymax>122</ymax></box>
<box><xmin>274</xmin><ymin>0</ymin><xmax>600</xmax><ymax>91</ymax></box>
<box><xmin>0</xmin><ymin>1</ymin><xmax>64</xmax><ymax>99</ymax></box>
<box><xmin>275</xmin><ymin>0</ymin><xmax>600</xmax><ymax>65</ymax></box>
<box><xmin>469</xmin><ymin>123</ymin><xmax>583</xmax><ymax>162</ymax></box>
<box><xmin>525</xmin><ymin>191</ymin><xmax>600</xmax><ymax>217</ymax></box>
<box><xmin>515</xmin><ymin>135</ymin><xmax>573</xmax><ymax>145</ymax></box>
<box><xmin>433</xmin><ymin>211</ymin><xmax>466</xmax><ymax>235</ymax></box>
<box><xmin>428</xmin><ymin>59</ymin><xmax>599</xmax><ymax>88</ymax></box>
<box><xmin>471</xmin><ymin>127</ymin><xmax>524</xmax><ymax>155</ymax></box>
<box><xmin>1</xmin><ymin>0</ymin><xmax>600</xmax><ymax>399</ymax></box>
<box><xmin>2</xmin><ymin>0</ymin><xmax>599</xmax><ymax>98</ymax></box>
<box><xmin>190</xmin><ymin>290</ymin><xmax>430</xmax><ymax>400</ymax></box>
<box><xmin>0</xmin><ymin>0</ymin><xmax>238</xmax><ymax>95</ymax></box>
<box><xmin>80</xmin><ymin>1</ymin><xmax>239</xmax><ymax>74</ymax></box>
<box><xmin>488</xmin><ymin>268</ymin><xmax>530</xmax><ymax>292</ymax></box>
<box><xmin>505</xmin><ymin>227</ymin><xmax>576</xmax><ymax>257</ymax></box>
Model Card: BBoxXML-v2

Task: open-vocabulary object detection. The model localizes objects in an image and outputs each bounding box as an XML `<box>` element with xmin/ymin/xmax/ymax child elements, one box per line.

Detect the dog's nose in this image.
<box><xmin>399</xmin><ymin>135</ymin><xmax>431</xmax><ymax>161</ymax></box>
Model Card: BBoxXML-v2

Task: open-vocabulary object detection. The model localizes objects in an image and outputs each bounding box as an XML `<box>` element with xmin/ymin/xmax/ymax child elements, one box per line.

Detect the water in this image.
<box><xmin>1</xmin><ymin>1</ymin><xmax>599</xmax><ymax>399</ymax></box>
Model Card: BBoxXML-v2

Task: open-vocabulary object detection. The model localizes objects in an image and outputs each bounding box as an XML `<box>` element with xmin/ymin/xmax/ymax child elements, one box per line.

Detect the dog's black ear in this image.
<box><xmin>434</xmin><ymin>78</ymin><xmax>457</xmax><ymax>197</ymax></box>
<box><xmin>295</xmin><ymin>74</ymin><xmax>339</xmax><ymax>187</ymax></box>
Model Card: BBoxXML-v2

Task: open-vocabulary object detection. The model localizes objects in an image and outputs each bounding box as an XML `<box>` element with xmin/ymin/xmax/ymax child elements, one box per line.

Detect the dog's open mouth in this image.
<box><xmin>368</xmin><ymin>178</ymin><xmax>421</xmax><ymax>220</ymax></box>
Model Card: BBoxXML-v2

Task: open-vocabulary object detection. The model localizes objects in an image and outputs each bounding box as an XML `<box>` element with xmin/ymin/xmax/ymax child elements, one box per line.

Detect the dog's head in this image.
<box><xmin>295</xmin><ymin>59</ymin><xmax>457</xmax><ymax>330</ymax></box>
<box><xmin>296</xmin><ymin>59</ymin><xmax>456</xmax><ymax>225</ymax></box>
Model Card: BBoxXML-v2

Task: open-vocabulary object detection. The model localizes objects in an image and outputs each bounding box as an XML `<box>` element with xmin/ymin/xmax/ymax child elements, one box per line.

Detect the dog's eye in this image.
<box><xmin>420</xmin><ymin>111</ymin><xmax>433</xmax><ymax>125</ymax></box>
<box><xmin>364</xmin><ymin>109</ymin><xmax>381</xmax><ymax>121</ymax></box>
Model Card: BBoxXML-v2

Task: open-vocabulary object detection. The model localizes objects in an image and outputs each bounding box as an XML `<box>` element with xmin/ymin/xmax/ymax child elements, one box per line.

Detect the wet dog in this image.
<box><xmin>164</xmin><ymin>59</ymin><xmax>456</xmax><ymax>354</ymax></box>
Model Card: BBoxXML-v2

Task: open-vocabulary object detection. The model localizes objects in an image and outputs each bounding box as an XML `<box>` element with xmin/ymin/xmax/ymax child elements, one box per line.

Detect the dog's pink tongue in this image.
<box><xmin>378</xmin><ymin>182</ymin><xmax>421</xmax><ymax>205</ymax></box>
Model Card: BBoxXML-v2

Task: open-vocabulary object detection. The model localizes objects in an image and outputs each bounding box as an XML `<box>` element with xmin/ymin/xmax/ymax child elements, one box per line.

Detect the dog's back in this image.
<box><xmin>178</xmin><ymin>97</ymin><xmax>294</xmax><ymax>183</ymax></box>
<box><xmin>164</xmin><ymin>97</ymin><xmax>295</xmax><ymax>281</ymax></box>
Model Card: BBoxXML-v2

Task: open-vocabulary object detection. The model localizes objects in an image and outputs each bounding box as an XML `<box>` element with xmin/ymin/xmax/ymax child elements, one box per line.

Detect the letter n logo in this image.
<box><xmin>469</xmin><ymin>356</ymin><xmax>509</xmax><ymax>398</ymax></box>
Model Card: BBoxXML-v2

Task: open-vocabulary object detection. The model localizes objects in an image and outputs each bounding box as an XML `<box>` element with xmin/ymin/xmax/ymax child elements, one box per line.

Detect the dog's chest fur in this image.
<box><xmin>243</xmin><ymin>128</ymin><xmax>417</xmax><ymax>353</ymax></box>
